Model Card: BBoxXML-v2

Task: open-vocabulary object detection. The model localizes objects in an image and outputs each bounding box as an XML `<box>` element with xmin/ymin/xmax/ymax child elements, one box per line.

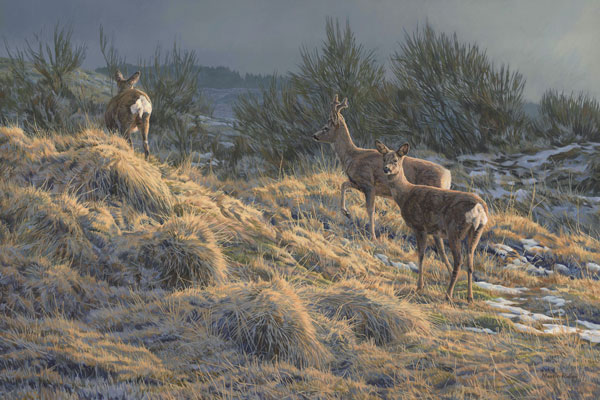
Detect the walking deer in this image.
<box><xmin>376</xmin><ymin>141</ymin><xmax>488</xmax><ymax>302</ymax></box>
<box><xmin>105</xmin><ymin>70</ymin><xmax>152</xmax><ymax>159</ymax></box>
<box><xmin>312</xmin><ymin>95</ymin><xmax>453</xmax><ymax>270</ymax></box>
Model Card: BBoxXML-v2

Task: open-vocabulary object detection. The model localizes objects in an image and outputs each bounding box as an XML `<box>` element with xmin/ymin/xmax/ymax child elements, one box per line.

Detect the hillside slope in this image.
<box><xmin>1</xmin><ymin>126</ymin><xmax>600</xmax><ymax>399</ymax></box>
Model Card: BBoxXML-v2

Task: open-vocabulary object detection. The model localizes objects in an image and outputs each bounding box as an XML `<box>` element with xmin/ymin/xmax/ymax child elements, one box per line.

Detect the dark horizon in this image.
<box><xmin>1</xmin><ymin>0</ymin><xmax>599</xmax><ymax>101</ymax></box>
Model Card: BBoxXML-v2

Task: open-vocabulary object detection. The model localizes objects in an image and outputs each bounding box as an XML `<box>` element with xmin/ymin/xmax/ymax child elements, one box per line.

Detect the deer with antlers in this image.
<box><xmin>105</xmin><ymin>70</ymin><xmax>152</xmax><ymax>159</ymax></box>
<box><xmin>312</xmin><ymin>95</ymin><xmax>453</xmax><ymax>270</ymax></box>
<box><xmin>376</xmin><ymin>141</ymin><xmax>488</xmax><ymax>302</ymax></box>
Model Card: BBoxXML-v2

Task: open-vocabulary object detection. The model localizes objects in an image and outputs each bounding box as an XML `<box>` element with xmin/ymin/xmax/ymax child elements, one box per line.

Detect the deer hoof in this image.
<box><xmin>342</xmin><ymin>209</ymin><xmax>351</xmax><ymax>219</ymax></box>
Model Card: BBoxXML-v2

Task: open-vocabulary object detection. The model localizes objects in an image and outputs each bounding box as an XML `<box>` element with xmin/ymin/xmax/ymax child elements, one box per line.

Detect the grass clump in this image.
<box><xmin>44</xmin><ymin>141</ymin><xmax>174</xmax><ymax>220</ymax></box>
<box><xmin>208</xmin><ymin>278</ymin><xmax>330</xmax><ymax>368</ymax></box>
<box><xmin>0</xmin><ymin>126</ymin><xmax>56</xmax><ymax>182</ymax></box>
<box><xmin>0</xmin><ymin>248</ymin><xmax>115</xmax><ymax>318</ymax></box>
<box><xmin>114</xmin><ymin>214</ymin><xmax>226</xmax><ymax>289</ymax></box>
<box><xmin>0</xmin><ymin>182</ymin><xmax>96</xmax><ymax>265</ymax></box>
<box><xmin>471</xmin><ymin>314</ymin><xmax>515</xmax><ymax>333</ymax></box>
<box><xmin>306</xmin><ymin>279</ymin><xmax>430</xmax><ymax>345</ymax></box>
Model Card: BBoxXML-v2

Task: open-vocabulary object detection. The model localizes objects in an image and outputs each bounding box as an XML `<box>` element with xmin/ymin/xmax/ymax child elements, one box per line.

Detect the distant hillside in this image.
<box><xmin>95</xmin><ymin>63</ymin><xmax>280</xmax><ymax>89</ymax></box>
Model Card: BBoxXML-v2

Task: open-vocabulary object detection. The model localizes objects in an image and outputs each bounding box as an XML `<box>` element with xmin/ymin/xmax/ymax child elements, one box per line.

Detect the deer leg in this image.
<box><xmin>466</xmin><ymin>227</ymin><xmax>484</xmax><ymax>303</ymax></box>
<box><xmin>340</xmin><ymin>181</ymin><xmax>353</xmax><ymax>218</ymax></box>
<box><xmin>434</xmin><ymin>235</ymin><xmax>453</xmax><ymax>274</ymax></box>
<box><xmin>121</xmin><ymin>120</ymin><xmax>134</xmax><ymax>149</ymax></box>
<box><xmin>139</xmin><ymin>120</ymin><xmax>150</xmax><ymax>160</ymax></box>
<box><xmin>446</xmin><ymin>237</ymin><xmax>462</xmax><ymax>301</ymax></box>
<box><xmin>415</xmin><ymin>230</ymin><xmax>428</xmax><ymax>291</ymax></box>
<box><xmin>364</xmin><ymin>188</ymin><xmax>376</xmax><ymax>239</ymax></box>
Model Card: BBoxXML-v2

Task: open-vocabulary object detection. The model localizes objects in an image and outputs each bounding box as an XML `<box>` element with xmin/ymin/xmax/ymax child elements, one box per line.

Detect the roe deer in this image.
<box><xmin>376</xmin><ymin>141</ymin><xmax>488</xmax><ymax>302</ymax></box>
<box><xmin>105</xmin><ymin>70</ymin><xmax>152</xmax><ymax>159</ymax></box>
<box><xmin>312</xmin><ymin>95</ymin><xmax>453</xmax><ymax>268</ymax></box>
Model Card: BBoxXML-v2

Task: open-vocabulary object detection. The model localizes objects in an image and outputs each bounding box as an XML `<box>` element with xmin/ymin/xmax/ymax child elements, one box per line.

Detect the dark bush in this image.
<box><xmin>139</xmin><ymin>42</ymin><xmax>213</xmax><ymax>128</ymax></box>
<box><xmin>535</xmin><ymin>90</ymin><xmax>600</xmax><ymax>143</ymax></box>
<box><xmin>1</xmin><ymin>22</ymin><xmax>87</xmax><ymax>132</ymax></box>
<box><xmin>233</xmin><ymin>17</ymin><xmax>384</xmax><ymax>168</ymax></box>
<box><xmin>375</xmin><ymin>24</ymin><xmax>527</xmax><ymax>155</ymax></box>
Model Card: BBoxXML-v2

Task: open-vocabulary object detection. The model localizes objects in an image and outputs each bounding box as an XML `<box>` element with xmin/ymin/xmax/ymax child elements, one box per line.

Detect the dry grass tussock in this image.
<box><xmin>0</xmin><ymin>126</ymin><xmax>56</xmax><ymax>183</ymax></box>
<box><xmin>0</xmin><ymin>246</ymin><xmax>124</xmax><ymax>318</ymax></box>
<box><xmin>0</xmin><ymin>182</ymin><xmax>97</xmax><ymax>266</ymax></box>
<box><xmin>110</xmin><ymin>214</ymin><xmax>227</xmax><ymax>289</ymax></box>
<box><xmin>207</xmin><ymin>278</ymin><xmax>331</xmax><ymax>368</ymax></box>
<box><xmin>41</xmin><ymin>142</ymin><xmax>174</xmax><ymax>220</ymax></box>
<box><xmin>304</xmin><ymin>279</ymin><xmax>430</xmax><ymax>345</ymax></box>
<box><xmin>1</xmin><ymin>125</ymin><xmax>600</xmax><ymax>397</ymax></box>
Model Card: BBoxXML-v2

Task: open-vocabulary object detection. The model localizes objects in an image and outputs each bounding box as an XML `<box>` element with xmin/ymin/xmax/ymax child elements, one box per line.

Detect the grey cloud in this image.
<box><xmin>0</xmin><ymin>0</ymin><xmax>598</xmax><ymax>100</ymax></box>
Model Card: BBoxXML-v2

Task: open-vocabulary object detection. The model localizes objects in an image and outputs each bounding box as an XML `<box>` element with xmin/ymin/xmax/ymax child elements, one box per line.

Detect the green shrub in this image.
<box><xmin>376</xmin><ymin>24</ymin><xmax>527</xmax><ymax>155</ymax></box>
<box><xmin>139</xmin><ymin>42</ymin><xmax>213</xmax><ymax>128</ymax></box>
<box><xmin>535</xmin><ymin>90</ymin><xmax>600</xmax><ymax>143</ymax></box>
<box><xmin>1</xmin><ymin>22</ymin><xmax>87</xmax><ymax>132</ymax></box>
<box><xmin>234</xmin><ymin>17</ymin><xmax>384</xmax><ymax>169</ymax></box>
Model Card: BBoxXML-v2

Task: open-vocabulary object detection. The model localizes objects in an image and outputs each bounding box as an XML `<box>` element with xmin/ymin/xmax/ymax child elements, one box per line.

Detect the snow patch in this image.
<box><xmin>541</xmin><ymin>295</ymin><xmax>569</xmax><ymax>308</ymax></box>
<box><xmin>464</xmin><ymin>327</ymin><xmax>497</xmax><ymax>335</ymax></box>
<box><xmin>586</xmin><ymin>262</ymin><xmax>600</xmax><ymax>274</ymax></box>
<box><xmin>390</xmin><ymin>260</ymin><xmax>419</xmax><ymax>273</ymax></box>
<box><xmin>542</xmin><ymin>324</ymin><xmax>578</xmax><ymax>335</ymax></box>
<box><xmin>475</xmin><ymin>281</ymin><xmax>528</xmax><ymax>295</ymax></box>
<box><xmin>513</xmin><ymin>323</ymin><xmax>543</xmax><ymax>334</ymax></box>
<box><xmin>577</xmin><ymin>320</ymin><xmax>600</xmax><ymax>330</ymax></box>
<box><xmin>486</xmin><ymin>298</ymin><xmax>553</xmax><ymax>322</ymax></box>
<box><xmin>374</xmin><ymin>253</ymin><xmax>390</xmax><ymax>266</ymax></box>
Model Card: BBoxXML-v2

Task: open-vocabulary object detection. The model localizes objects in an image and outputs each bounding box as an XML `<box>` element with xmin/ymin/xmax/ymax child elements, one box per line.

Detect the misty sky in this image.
<box><xmin>1</xmin><ymin>0</ymin><xmax>599</xmax><ymax>101</ymax></box>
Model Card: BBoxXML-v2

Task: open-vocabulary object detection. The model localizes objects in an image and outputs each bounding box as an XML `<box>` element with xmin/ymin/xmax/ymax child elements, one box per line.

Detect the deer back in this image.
<box><xmin>399</xmin><ymin>185</ymin><xmax>487</xmax><ymax>235</ymax></box>
<box><xmin>105</xmin><ymin>88</ymin><xmax>152</xmax><ymax>129</ymax></box>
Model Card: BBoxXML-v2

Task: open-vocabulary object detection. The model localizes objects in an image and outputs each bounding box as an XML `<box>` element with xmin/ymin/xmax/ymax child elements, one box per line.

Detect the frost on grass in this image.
<box><xmin>207</xmin><ymin>279</ymin><xmax>330</xmax><ymax>368</ymax></box>
<box><xmin>305</xmin><ymin>279</ymin><xmax>430</xmax><ymax>345</ymax></box>
<box><xmin>111</xmin><ymin>214</ymin><xmax>227</xmax><ymax>289</ymax></box>
<box><xmin>1</xmin><ymin>122</ymin><xmax>600</xmax><ymax>397</ymax></box>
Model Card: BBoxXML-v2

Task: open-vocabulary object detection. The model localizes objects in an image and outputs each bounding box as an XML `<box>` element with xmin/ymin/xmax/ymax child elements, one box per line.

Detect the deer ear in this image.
<box><xmin>115</xmin><ymin>70</ymin><xmax>125</xmax><ymax>82</ymax></box>
<box><xmin>339</xmin><ymin>97</ymin><xmax>349</xmax><ymax>110</ymax></box>
<box><xmin>397</xmin><ymin>143</ymin><xmax>410</xmax><ymax>156</ymax></box>
<box><xmin>375</xmin><ymin>140</ymin><xmax>390</xmax><ymax>155</ymax></box>
<box><xmin>126</xmin><ymin>71</ymin><xmax>141</xmax><ymax>86</ymax></box>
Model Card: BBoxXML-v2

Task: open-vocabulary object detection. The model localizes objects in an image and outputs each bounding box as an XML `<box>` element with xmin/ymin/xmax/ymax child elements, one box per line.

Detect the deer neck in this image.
<box><xmin>333</xmin><ymin>119</ymin><xmax>358</xmax><ymax>171</ymax></box>
<box><xmin>387</xmin><ymin>159</ymin><xmax>414</xmax><ymax>208</ymax></box>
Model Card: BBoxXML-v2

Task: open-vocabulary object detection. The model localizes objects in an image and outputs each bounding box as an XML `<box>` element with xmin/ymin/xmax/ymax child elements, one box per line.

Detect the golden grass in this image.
<box><xmin>111</xmin><ymin>214</ymin><xmax>227</xmax><ymax>289</ymax></box>
<box><xmin>207</xmin><ymin>279</ymin><xmax>331</xmax><ymax>368</ymax></box>
<box><xmin>1</xmin><ymin>124</ymin><xmax>600</xmax><ymax>398</ymax></box>
<box><xmin>0</xmin><ymin>182</ymin><xmax>97</xmax><ymax>266</ymax></box>
<box><xmin>0</xmin><ymin>126</ymin><xmax>56</xmax><ymax>183</ymax></box>
<box><xmin>304</xmin><ymin>279</ymin><xmax>431</xmax><ymax>345</ymax></box>
<box><xmin>43</xmin><ymin>142</ymin><xmax>174</xmax><ymax>220</ymax></box>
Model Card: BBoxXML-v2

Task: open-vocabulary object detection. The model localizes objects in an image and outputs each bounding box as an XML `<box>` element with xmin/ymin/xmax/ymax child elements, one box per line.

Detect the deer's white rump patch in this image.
<box><xmin>465</xmin><ymin>203</ymin><xmax>488</xmax><ymax>230</ymax></box>
<box><xmin>130</xmin><ymin>96</ymin><xmax>152</xmax><ymax>118</ymax></box>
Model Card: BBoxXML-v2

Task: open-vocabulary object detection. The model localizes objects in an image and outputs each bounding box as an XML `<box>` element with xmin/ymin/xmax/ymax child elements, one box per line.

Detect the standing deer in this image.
<box><xmin>312</xmin><ymin>95</ymin><xmax>453</xmax><ymax>271</ymax></box>
<box><xmin>105</xmin><ymin>70</ymin><xmax>152</xmax><ymax>159</ymax></box>
<box><xmin>376</xmin><ymin>141</ymin><xmax>488</xmax><ymax>302</ymax></box>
